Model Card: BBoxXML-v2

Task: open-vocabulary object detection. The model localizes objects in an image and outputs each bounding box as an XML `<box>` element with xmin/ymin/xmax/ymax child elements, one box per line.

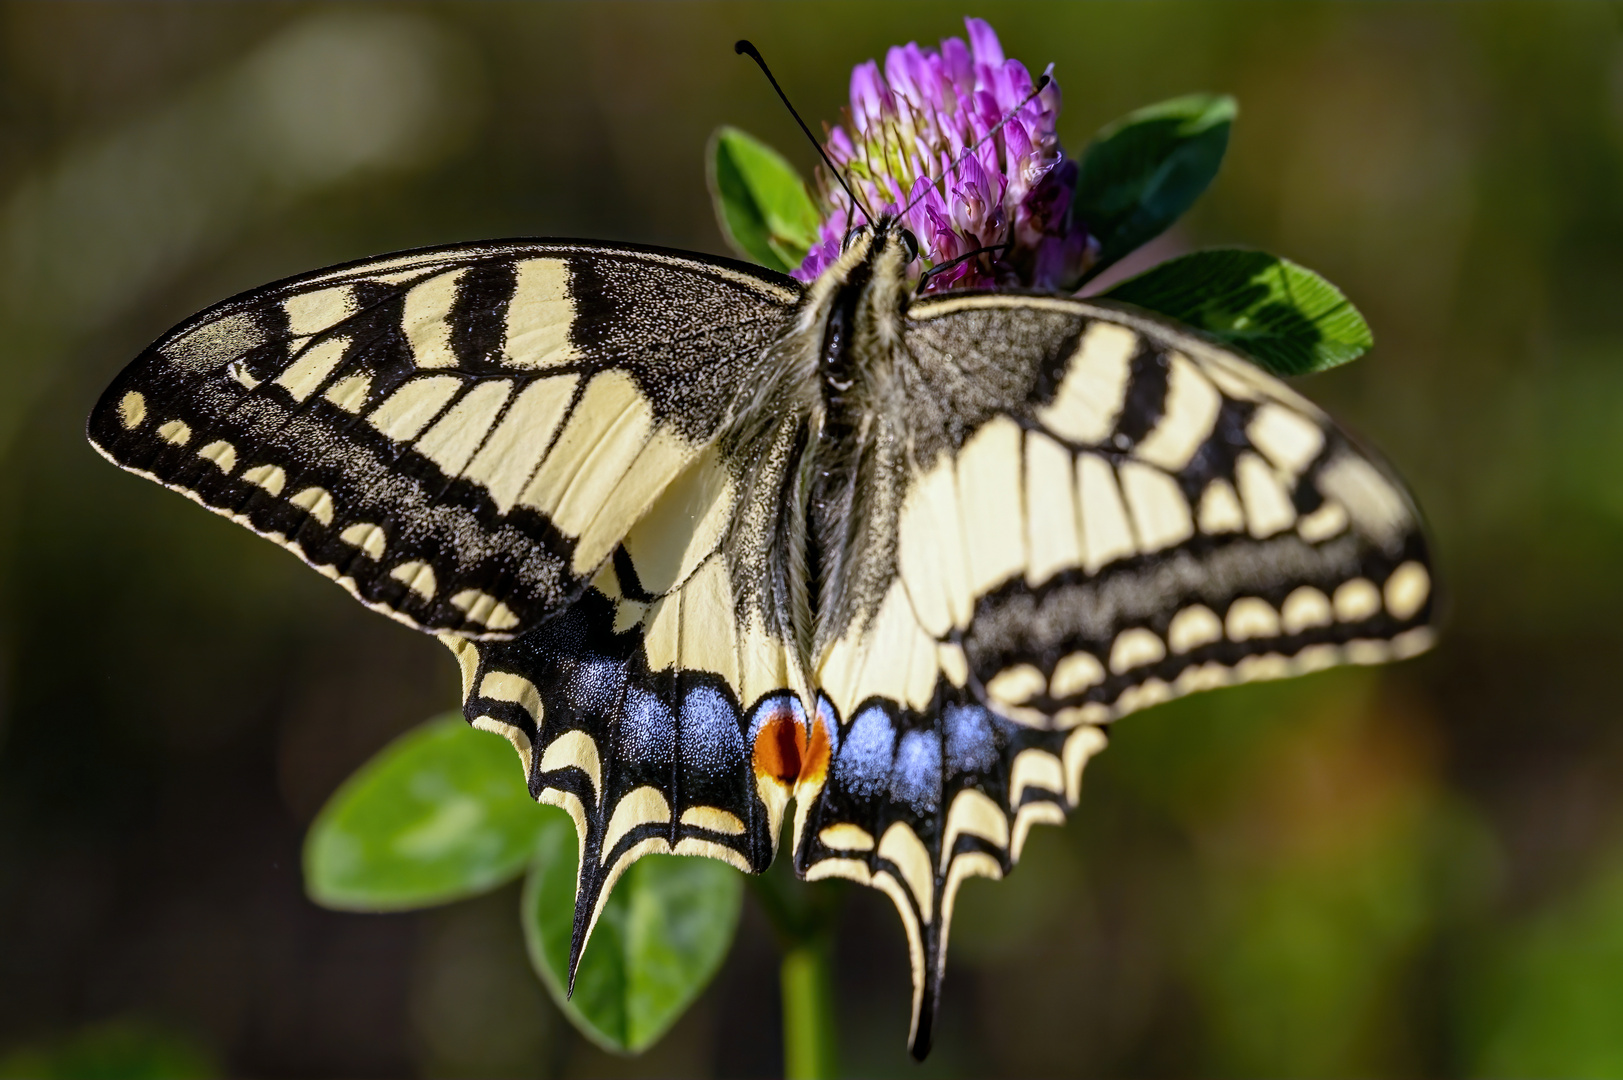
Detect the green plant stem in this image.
<box><xmin>781</xmin><ymin>938</ymin><xmax>837</xmax><ymax>1080</ymax></box>
<box><xmin>749</xmin><ymin>850</ymin><xmax>843</xmax><ymax>1078</ymax></box>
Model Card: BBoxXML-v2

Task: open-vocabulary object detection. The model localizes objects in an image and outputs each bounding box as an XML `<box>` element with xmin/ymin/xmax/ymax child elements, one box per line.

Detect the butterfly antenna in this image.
<box><xmin>735</xmin><ymin>39</ymin><xmax>874</xmax><ymax>226</ymax></box>
<box><xmin>900</xmin><ymin>68</ymin><xmax>1053</xmax><ymax>219</ymax></box>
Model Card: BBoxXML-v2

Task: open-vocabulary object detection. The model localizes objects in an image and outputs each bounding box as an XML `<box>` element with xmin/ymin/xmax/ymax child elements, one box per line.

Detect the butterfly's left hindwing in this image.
<box><xmin>798</xmin><ymin>293</ymin><xmax>1436</xmax><ymax>1057</ymax></box>
<box><xmin>445</xmin><ymin>520</ymin><xmax>805</xmax><ymax>981</ymax></box>
<box><xmin>88</xmin><ymin>240</ymin><xmax>800</xmax><ymax>636</ymax></box>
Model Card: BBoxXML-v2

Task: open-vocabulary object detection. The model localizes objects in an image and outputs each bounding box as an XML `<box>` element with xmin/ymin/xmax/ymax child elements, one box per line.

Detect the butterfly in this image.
<box><xmin>87</xmin><ymin>220</ymin><xmax>1434</xmax><ymax>1058</ymax></box>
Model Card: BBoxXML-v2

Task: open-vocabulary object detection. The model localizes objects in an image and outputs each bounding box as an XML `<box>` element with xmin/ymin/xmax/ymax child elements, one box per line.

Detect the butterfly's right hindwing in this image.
<box><xmin>87</xmin><ymin>241</ymin><xmax>800</xmax><ymax>636</ymax></box>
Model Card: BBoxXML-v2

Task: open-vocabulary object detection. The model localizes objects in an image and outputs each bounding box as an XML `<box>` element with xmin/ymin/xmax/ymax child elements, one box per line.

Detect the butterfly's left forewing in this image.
<box><xmin>798</xmin><ymin>294</ymin><xmax>1436</xmax><ymax>1057</ymax></box>
<box><xmin>88</xmin><ymin>240</ymin><xmax>800</xmax><ymax>636</ymax></box>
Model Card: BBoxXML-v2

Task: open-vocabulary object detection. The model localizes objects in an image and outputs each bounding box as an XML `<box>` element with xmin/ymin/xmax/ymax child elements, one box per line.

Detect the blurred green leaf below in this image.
<box><xmin>522</xmin><ymin>808</ymin><xmax>743</xmax><ymax>1055</ymax></box>
<box><xmin>304</xmin><ymin>715</ymin><xmax>547</xmax><ymax>911</ymax></box>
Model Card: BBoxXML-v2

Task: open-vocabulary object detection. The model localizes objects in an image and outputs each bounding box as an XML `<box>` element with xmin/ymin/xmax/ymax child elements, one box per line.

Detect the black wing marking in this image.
<box><xmin>797</xmin><ymin>294</ymin><xmax>1436</xmax><ymax>1058</ymax></box>
<box><xmin>88</xmin><ymin>240</ymin><xmax>800</xmax><ymax>636</ymax></box>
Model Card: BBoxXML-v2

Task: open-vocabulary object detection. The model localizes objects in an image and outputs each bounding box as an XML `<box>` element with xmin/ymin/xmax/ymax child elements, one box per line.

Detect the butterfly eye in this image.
<box><xmin>899</xmin><ymin>229</ymin><xmax>920</xmax><ymax>262</ymax></box>
<box><xmin>841</xmin><ymin>225</ymin><xmax>868</xmax><ymax>252</ymax></box>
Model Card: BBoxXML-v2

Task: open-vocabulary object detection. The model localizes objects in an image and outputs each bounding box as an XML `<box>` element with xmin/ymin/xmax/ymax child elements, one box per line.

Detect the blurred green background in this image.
<box><xmin>0</xmin><ymin>2</ymin><xmax>1620</xmax><ymax>1076</ymax></box>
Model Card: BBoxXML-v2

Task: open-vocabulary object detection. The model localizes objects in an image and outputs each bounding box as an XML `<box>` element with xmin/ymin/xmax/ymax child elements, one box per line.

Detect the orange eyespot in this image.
<box><xmin>752</xmin><ymin>704</ymin><xmax>804</xmax><ymax>786</ymax></box>
<box><xmin>750</xmin><ymin>699</ymin><xmax>834</xmax><ymax>790</ymax></box>
<box><xmin>797</xmin><ymin>711</ymin><xmax>832</xmax><ymax>792</ymax></box>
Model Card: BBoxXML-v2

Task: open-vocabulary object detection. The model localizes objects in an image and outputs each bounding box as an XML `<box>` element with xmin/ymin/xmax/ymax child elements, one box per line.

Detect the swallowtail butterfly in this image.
<box><xmin>88</xmin><ymin>221</ymin><xmax>1434</xmax><ymax>1057</ymax></box>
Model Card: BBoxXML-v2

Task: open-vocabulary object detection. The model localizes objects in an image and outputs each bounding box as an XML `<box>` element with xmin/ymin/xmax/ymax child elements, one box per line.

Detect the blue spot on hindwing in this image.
<box><xmin>680</xmin><ymin>683</ymin><xmax>745</xmax><ymax>779</ymax></box>
<box><xmin>566</xmin><ymin>657</ymin><xmax>625</xmax><ymax>716</ymax></box>
<box><xmin>834</xmin><ymin>706</ymin><xmax>895</xmax><ymax>799</ymax></box>
<box><xmin>889</xmin><ymin>729</ymin><xmax>943</xmax><ymax>815</ymax></box>
<box><xmin>943</xmin><ymin>703</ymin><xmax>999</xmax><ymax>775</ymax></box>
<box><xmin>817</xmin><ymin>695</ymin><xmax>841</xmax><ymax>758</ymax></box>
<box><xmin>620</xmin><ymin>685</ymin><xmax>675</xmax><ymax>768</ymax></box>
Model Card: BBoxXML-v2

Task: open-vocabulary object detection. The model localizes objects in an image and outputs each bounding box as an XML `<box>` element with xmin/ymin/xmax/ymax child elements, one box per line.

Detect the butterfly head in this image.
<box><xmin>840</xmin><ymin>217</ymin><xmax>919</xmax><ymax>264</ymax></box>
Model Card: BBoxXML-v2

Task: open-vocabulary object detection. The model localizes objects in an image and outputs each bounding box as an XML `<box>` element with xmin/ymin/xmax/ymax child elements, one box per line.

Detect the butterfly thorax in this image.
<box><xmin>794</xmin><ymin>225</ymin><xmax>916</xmax><ymax>659</ymax></box>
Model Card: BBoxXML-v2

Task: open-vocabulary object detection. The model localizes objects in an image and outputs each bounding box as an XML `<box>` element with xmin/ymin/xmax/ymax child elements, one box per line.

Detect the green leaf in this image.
<box><xmin>707</xmin><ymin>125</ymin><xmax>821</xmax><ymax>273</ymax></box>
<box><xmin>1075</xmin><ymin>93</ymin><xmax>1236</xmax><ymax>273</ymax></box>
<box><xmin>1104</xmin><ymin>248</ymin><xmax>1374</xmax><ymax>375</ymax></box>
<box><xmin>522</xmin><ymin>809</ymin><xmax>743</xmax><ymax>1054</ymax></box>
<box><xmin>304</xmin><ymin>714</ymin><xmax>545</xmax><ymax>911</ymax></box>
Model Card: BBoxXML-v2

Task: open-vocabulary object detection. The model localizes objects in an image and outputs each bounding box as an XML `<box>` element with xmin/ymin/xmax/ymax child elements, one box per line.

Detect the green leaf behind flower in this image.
<box><xmin>708</xmin><ymin>126</ymin><xmax>820</xmax><ymax>273</ymax></box>
<box><xmin>1104</xmin><ymin>248</ymin><xmax>1373</xmax><ymax>375</ymax></box>
<box><xmin>1075</xmin><ymin>94</ymin><xmax>1236</xmax><ymax>274</ymax></box>
<box><xmin>522</xmin><ymin>809</ymin><xmax>743</xmax><ymax>1054</ymax></box>
<box><xmin>303</xmin><ymin>714</ymin><xmax>545</xmax><ymax>911</ymax></box>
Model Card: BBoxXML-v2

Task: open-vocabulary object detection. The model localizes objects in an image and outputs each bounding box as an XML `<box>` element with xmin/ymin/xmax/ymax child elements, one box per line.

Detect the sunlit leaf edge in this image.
<box><xmin>1102</xmin><ymin>247</ymin><xmax>1373</xmax><ymax>376</ymax></box>
<box><xmin>707</xmin><ymin>125</ymin><xmax>819</xmax><ymax>273</ymax></box>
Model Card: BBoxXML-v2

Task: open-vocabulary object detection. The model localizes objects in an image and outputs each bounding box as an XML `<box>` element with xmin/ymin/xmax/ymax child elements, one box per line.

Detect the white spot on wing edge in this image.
<box><xmin>389</xmin><ymin>560</ymin><xmax>438</xmax><ymax>601</ymax></box>
<box><xmin>198</xmin><ymin>440</ymin><xmax>237</xmax><ymax>474</ymax></box>
<box><xmin>1225</xmin><ymin>597</ymin><xmax>1281</xmax><ymax>641</ymax></box>
<box><xmin>1281</xmin><ymin>587</ymin><xmax>1334</xmax><ymax>633</ymax></box>
<box><xmin>1168</xmin><ymin>605</ymin><xmax>1223</xmax><ymax>654</ymax></box>
<box><xmin>1009</xmin><ymin>748</ymin><xmax>1066</xmax><ymax>810</ymax></box>
<box><xmin>338</xmin><ymin>522</ymin><xmax>386</xmax><ymax>560</ymax></box>
<box><xmin>1050</xmin><ymin>651</ymin><xmax>1105</xmax><ymax>697</ymax></box>
<box><xmin>241</xmin><ymin>464</ymin><xmax>286</xmax><ymax>496</ymax></box>
<box><xmin>289</xmin><ymin>486</ymin><xmax>334</xmax><ymax>526</ymax></box>
<box><xmin>1109</xmin><ymin>627</ymin><xmax>1165</xmax><ymax>673</ymax></box>
<box><xmin>1385</xmin><ymin>561</ymin><xmax>1431</xmax><ymax>620</ymax></box>
<box><xmin>118</xmin><ymin>392</ymin><xmax>146</xmax><ymax>429</ymax></box>
<box><xmin>1063</xmin><ymin>725</ymin><xmax>1108</xmax><ymax>806</ymax></box>
<box><xmin>451</xmin><ymin>588</ymin><xmax>519</xmax><ymax>630</ymax></box>
<box><xmin>1334</xmin><ymin>578</ymin><xmax>1382</xmax><ymax>622</ymax></box>
<box><xmin>877</xmin><ymin>821</ymin><xmax>935</xmax><ymax>924</ymax></box>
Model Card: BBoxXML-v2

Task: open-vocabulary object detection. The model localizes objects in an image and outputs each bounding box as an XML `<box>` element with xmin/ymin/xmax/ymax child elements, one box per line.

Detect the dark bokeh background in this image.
<box><xmin>1</xmin><ymin>3</ymin><xmax>1621</xmax><ymax>1076</ymax></box>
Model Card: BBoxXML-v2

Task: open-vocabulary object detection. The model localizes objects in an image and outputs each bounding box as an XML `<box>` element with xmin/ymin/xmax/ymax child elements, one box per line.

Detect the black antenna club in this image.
<box><xmin>734</xmin><ymin>40</ymin><xmax>874</xmax><ymax>226</ymax></box>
